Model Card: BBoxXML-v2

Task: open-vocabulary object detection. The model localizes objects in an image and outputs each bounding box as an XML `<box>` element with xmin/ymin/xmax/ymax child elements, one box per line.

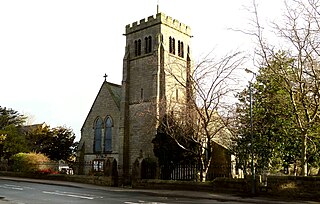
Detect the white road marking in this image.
<box><xmin>4</xmin><ymin>184</ymin><xmax>22</xmax><ymax>187</ymax></box>
<box><xmin>21</xmin><ymin>186</ymin><xmax>34</xmax><ymax>190</ymax></box>
<box><xmin>54</xmin><ymin>190</ymin><xmax>103</xmax><ymax>198</ymax></box>
<box><xmin>0</xmin><ymin>185</ymin><xmax>23</xmax><ymax>191</ymax></box>
<box><xmin>42</xmin><ymin>191</ymin><xmax>95</xmax><ymax>200</ymax></box>
<box><xmin>124</xmin><ymin>201</ymin><xmax>167</xmax><ymax>204</ymax></box>
<box><xmin>3</xmin><ymin>184</ymin><xmax>34</xmax><ymax>190</ymax></box>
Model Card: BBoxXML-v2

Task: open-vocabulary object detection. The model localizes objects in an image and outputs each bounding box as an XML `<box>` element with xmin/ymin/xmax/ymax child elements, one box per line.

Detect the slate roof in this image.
<box><xmin>105</xmin><ymin>81</ymin><xmax>121</xmax><ymax>109</ymax></box>
<box><xmin>80</xmin><ymin>81</ymin><xmax>121</xmax><ymax>131</ymax></box>
<box><xmin>21</xmin><ymin>122</ymin><xmax>47</xmax><ymax>133</ymax></box>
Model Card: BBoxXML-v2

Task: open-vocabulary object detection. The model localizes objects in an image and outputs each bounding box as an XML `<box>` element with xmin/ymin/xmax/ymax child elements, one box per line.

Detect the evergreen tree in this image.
<box><xmin>27</xmin><ymin>126</ymin><xmax>76</xmax><ymax>161</ymax></box>
<box><xmin>0</xmin><ymin>106</ymin><xmax>27</xmax><ymax>159</ymax></box>
<box><xmin>0</xmin><ymin>106</ymin><xmax>25</xmax><ymax>129</ymax></box>
<box><xmin>233</xmin><ymin>53</ymin><xmax>304</xmax><ymax>174</ymax></box>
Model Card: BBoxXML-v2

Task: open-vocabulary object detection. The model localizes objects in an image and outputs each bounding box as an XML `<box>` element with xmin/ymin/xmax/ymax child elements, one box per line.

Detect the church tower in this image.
<box><xmin>119</xmin><ymin>12</ymin><xmax>193</xmax><ymax>181</ymax></box>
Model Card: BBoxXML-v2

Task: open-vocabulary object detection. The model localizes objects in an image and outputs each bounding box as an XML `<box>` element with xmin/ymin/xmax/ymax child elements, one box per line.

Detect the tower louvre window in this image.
<box><xmin>181</xmin><ymin>42</ymin><xmax>184</xmax><ymax>58</ymax></box>
<box><xmin>178</xmin><ymin>41</ymin><xmax>184</xmax><ymax>58</ymax></box>
<box><xmin>145</xmin><ymin>36</ymin><xmax>152</xmax><ymax>54</ymax></box>
<box><xmin>172</xmin><ymin>38</ymin><xmax>175</xmax><ymax>54</ymax></box>
<box><xmin>145</xmin><ymin>37</ymin><xmax>148</xmax><ymax>54</ymax></box>
<box><xmin>138</xmin><ymin>39</ymin><xmax>141</xmax><ymax>56</ymax></box>
<box><xmin>169</xmin><ymin>36</ymin><xmax>175</xmax><ymax>54</ymax></box>
<box><xmin>134</xmin><ymin>40</ymin><xmax>138</xmax><ymax>56</ymax></box>
<box><xmin>169</xmin><ymin>37</ymin><xmax>172</xmax><ymax>53</ymax></box>
<box><xmin>134</xmin><ymin>39</ymin><xmax>142</xmax><ymax>56</ymax></box>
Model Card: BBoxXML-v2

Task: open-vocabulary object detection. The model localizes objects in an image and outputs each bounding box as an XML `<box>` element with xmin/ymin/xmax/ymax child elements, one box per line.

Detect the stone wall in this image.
<box><xmin>264</xmin><ymin>176</ymin><xmax>320</xmax><ymax>199</ymax></box>
<box><xmin>133</xmin><ymin>176</ymin><xmax>320</xmax><ymax>200</ymax></box>
<box><xmin>0</xmin><ymin>171</ymin><xmax>114</xmax><ymax>186</ymax></box>
<box><xmin>132</xmin><ymin>178</ymin><xmax>250</xmax><ymax>193</ymax></box>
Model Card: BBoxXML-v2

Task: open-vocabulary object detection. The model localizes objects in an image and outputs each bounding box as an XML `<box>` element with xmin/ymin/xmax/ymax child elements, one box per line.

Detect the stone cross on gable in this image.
<box><xmin>103</xmin><ymin>73</ymin><xmax>108</xmax><ymax>82</ymax></box>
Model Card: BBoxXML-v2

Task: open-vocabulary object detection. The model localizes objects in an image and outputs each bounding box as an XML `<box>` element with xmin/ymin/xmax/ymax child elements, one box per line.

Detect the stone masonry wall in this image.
<box><xmin>120</xmin><ymin>12</ymin><xmax>193</xmax><ymax>181</ymax></box>
<box><xmin>80</xmin><ymin>82</ymin><xmax>121</xmax><ymax>174</ymax></box>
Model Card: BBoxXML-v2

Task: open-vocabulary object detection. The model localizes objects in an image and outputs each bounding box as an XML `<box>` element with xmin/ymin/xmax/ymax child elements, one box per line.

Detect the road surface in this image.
<box><xmin>0</xmin><ymin>179</ymin><xmax>244</xmax><ymax>204</ymax></box>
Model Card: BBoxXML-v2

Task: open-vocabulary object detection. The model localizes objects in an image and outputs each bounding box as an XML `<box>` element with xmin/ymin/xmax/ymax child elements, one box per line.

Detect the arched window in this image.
<box><xmin>134</xmin><ymin>39</ymin><xmax>142</xmax><ymax>56</ymax></box>
<box><xmin>148</xmin><ymin>36</ymin><xmax>152</xmax><ymax>53</ymax></box>
<box><xmin>134</xmin><ymin>40</ymin><xmax>138</xmax><ymax>56</ymax></box>
<box><xmin>138</xmin><ymin>39</ymin><xmax>141</xmax><ymax>56</ymax></box>
<box><xmin>145</xmin><ymin>37</ymin><xmax>148</xmax><ymax>54</ymax></box>
<box><xmin>104</xmin><ymin>117</ymin><xmax>112</xmax><ymax>152</ymax></box>
<box><xmin>172</xmin><ymin>38</ymin><xmax>175</xmax><ymax>55</ymax></box>
<box><xmin>145</xmin><ymin>36</ymin><xmax>152</xmax><ymax>54</ymax></box>
<box><xmin>94</xmin><ymin>117</ymin><xmax>103</xmax><ymax>153</ymax></box>
<box><xmin>181</xmin><ymin>42</ymin><xmax>184</xmax><ymax>58</ymax></box>
<box><xmin>178</xmin><ymin>41</ymin><xmax>184</xmax><ymax>58</ymax></box>
<box><xmin>169</xmin><ymin>37</ymin><xmax>176</xmax><ymax>54</ymax></box>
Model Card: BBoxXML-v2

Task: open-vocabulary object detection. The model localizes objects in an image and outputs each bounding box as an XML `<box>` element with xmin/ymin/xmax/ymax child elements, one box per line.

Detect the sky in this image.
<box><xmin>0</xmin><ymin>0</ymin><xmax>284</xmax><ymax>141</ymax></box>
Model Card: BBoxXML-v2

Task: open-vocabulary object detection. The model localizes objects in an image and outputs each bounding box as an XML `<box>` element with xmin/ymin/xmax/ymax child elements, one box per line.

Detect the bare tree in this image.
<box><xmin>248</xmin><ymin>0</ymin><xmax>320</xmax><ymax>176</ymax></box>
<box><xmin>160</xmin><ymin>51</ymin><xmax>245</xmax><ymax>181</ymax></box>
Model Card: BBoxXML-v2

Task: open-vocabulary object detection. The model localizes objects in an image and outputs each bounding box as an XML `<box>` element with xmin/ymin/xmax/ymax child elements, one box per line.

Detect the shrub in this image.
<box><xmin>11</xmin><ymin>152</ymin><xmax>50</xmax><ymax>173</ymax></box>
<box><xmin>36</xmin><ymin>168</ymin><xmax>58</xmax><ymax>175</ymax></box>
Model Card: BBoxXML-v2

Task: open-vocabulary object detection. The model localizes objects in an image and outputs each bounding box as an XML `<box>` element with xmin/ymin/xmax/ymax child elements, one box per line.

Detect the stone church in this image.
<box><xmin>78</xmin><ymin>11</ymin><xmax>232</xmax><ymax>182</ymax></box>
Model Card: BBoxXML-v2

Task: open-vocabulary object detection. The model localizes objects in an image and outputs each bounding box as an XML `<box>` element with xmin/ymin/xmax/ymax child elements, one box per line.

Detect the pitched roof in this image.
<box><xmin>81</xmin><ymin>81</ymin><xmax>121</xmax><ymax>131</ymax></box>
<box><xmin>21</xmin><ymin>122</ymin><xmax>47</xmax><ymax>133</ymax></box>
<box><xmin>105</xmin><ymin>81</ymin><xmax>121</xmax><ymax>108</ymax></box>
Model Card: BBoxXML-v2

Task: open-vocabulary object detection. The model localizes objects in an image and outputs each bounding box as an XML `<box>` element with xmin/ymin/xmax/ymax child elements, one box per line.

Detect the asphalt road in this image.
<box><xmin>0</xmin><ymin>179</ymin><xmax>244</xmax><ymax>204</ymax></box>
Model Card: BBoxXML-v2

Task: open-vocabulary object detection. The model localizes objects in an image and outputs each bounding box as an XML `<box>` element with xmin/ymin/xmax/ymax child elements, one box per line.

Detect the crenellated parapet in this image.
<box><xmin>125</xmin><ymin>12</ymin><xmax>191</xmax><ymax>36</ymax></box>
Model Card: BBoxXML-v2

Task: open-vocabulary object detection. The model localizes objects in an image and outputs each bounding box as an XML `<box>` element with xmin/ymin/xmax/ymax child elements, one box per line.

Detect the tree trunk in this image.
<box><xmin>202</xmin><ymin>171</ymin><xmax>207</xmax><ymax>182</ymax></box>
<box><xmin>301</xmin><ymin>133</ymin><xmax>308</xmax><ymax>176</ymax></box>
<box><xmin>199</xmin><ymin>156</ymin><xmax>204</xmax><ymax>182</ymax></box>
<box><xmin>243</xmin><ymin>161</ymin><xmax>247</xmax><ymax>178</ymax></box>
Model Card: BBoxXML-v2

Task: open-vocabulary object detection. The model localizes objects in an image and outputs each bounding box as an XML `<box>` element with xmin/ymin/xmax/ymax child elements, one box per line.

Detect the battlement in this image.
<box><xmin>125</xmin><ymin>12</ymin><xmax>191</xmax><ymax>36</ymax></box>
